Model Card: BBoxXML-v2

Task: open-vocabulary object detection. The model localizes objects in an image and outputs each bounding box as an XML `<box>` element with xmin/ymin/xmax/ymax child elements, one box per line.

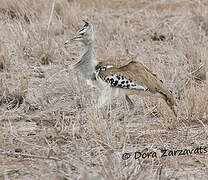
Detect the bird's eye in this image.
<box><xmin>80</xmin><ymin>32</ymin><xmax>84</xmax><ymax>36</ymax></box>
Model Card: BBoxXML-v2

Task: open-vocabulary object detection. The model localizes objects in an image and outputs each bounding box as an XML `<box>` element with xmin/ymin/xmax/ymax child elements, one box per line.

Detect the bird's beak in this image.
<box><xmin>71</xmin><ymin>35</ymin><xmax>83</xmax><ymax>41</ymax></box>
<box><xmin>64</xmin><ymin>35</ymin><xmax>82</xmax><ymax>45</ymax></box>
<box><xmin>64</xmin><ymin>39</ymin><xmax>70</xmax><ymax>45</ymax></box>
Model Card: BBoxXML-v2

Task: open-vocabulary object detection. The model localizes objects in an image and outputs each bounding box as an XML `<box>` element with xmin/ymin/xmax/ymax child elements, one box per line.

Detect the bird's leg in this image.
<box><xmin>107</xmin><ymin>102</ymin><xmax>112</xmax><ymax>119</ymax></box>
<box><xmin>117</xmin><ymin>95</ymin><xmax>132</xmax><ymax>121</ymax></box>
<box><xmin>97</xmin><ymin>86</ymin><xmax>113</xmax><ymax>119</ymax></box>
<box><xmin>125</xmin><ymin>95</ymin><xmax>134</xmax><ymax>110</ymax></box>
<box><xmin>98</xmin><ymin>88</ymin><xmax>109</xmax><ymax>108</ymax></box>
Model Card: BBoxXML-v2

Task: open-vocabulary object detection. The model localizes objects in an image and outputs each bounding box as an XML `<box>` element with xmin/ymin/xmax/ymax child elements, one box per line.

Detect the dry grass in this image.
<box><xmin>0</xmin><ymin>0</ymin><xmax>208</xmax><ymax>179</ymax></box>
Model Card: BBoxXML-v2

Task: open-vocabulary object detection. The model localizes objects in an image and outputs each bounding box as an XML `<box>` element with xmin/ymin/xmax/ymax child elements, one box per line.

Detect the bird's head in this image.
<box><xmin>65</xmin><ymin>20</ymin><xmax>94</xmax><ymax>46</ymax></box>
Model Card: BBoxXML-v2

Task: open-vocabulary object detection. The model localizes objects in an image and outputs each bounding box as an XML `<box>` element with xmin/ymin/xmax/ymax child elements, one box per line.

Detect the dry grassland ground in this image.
<box><xmin>0</xmin><ymin>0</ymin><xmax>208</xmax><ymax>179</ymax></box>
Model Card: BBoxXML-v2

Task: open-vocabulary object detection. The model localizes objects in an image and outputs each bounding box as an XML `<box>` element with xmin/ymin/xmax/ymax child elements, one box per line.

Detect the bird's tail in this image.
<box><xmin>158</xmin><ymin>91</ymin><xmax>177</xmax><ymax>117</ymax></box>
<box><xmin>166</xmin><ymin>100</ymin><xmax>177</xmax><ymax>117</ymax></box>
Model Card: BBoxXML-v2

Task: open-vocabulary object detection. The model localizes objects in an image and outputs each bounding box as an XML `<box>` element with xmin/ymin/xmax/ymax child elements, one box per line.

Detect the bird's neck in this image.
<box><xmin>83</xmin><ymin>42</ymin><xmax>93</xmax><ymax>56</ymax></box>
<box><xmin>73</xmin><ymin>42</ymin><xmax>98</xmax><ymax>80</ymax></box>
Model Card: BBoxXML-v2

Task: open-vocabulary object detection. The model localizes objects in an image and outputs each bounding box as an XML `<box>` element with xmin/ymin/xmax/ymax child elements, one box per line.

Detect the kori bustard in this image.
<box><xmin>66</xmin><ymin>20</ymin><xmax>177</xmax><ymax>117</ymax></box>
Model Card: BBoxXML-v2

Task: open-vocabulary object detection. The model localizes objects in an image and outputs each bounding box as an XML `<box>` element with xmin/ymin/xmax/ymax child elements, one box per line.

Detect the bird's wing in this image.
<box><xmin>99</xmin><ymin>55</ymin><xmax>137</xmax><ymax>68</ymax></box>
<box><xmin>97</xmin><ymin>60</ymin><xmax>175</xmax><ymax>105</ymax></box>
<box><xmin>99</xmin><ymin>55</ymin><xmax>157</xmax><ymax>76</ymax></box>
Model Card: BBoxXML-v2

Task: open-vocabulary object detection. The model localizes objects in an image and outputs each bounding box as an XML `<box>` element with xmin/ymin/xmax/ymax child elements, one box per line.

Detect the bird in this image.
<box><xmin>65</xmin><ymin>20</ymin><xmax>177</xmax><ymax>117</ymax></box>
